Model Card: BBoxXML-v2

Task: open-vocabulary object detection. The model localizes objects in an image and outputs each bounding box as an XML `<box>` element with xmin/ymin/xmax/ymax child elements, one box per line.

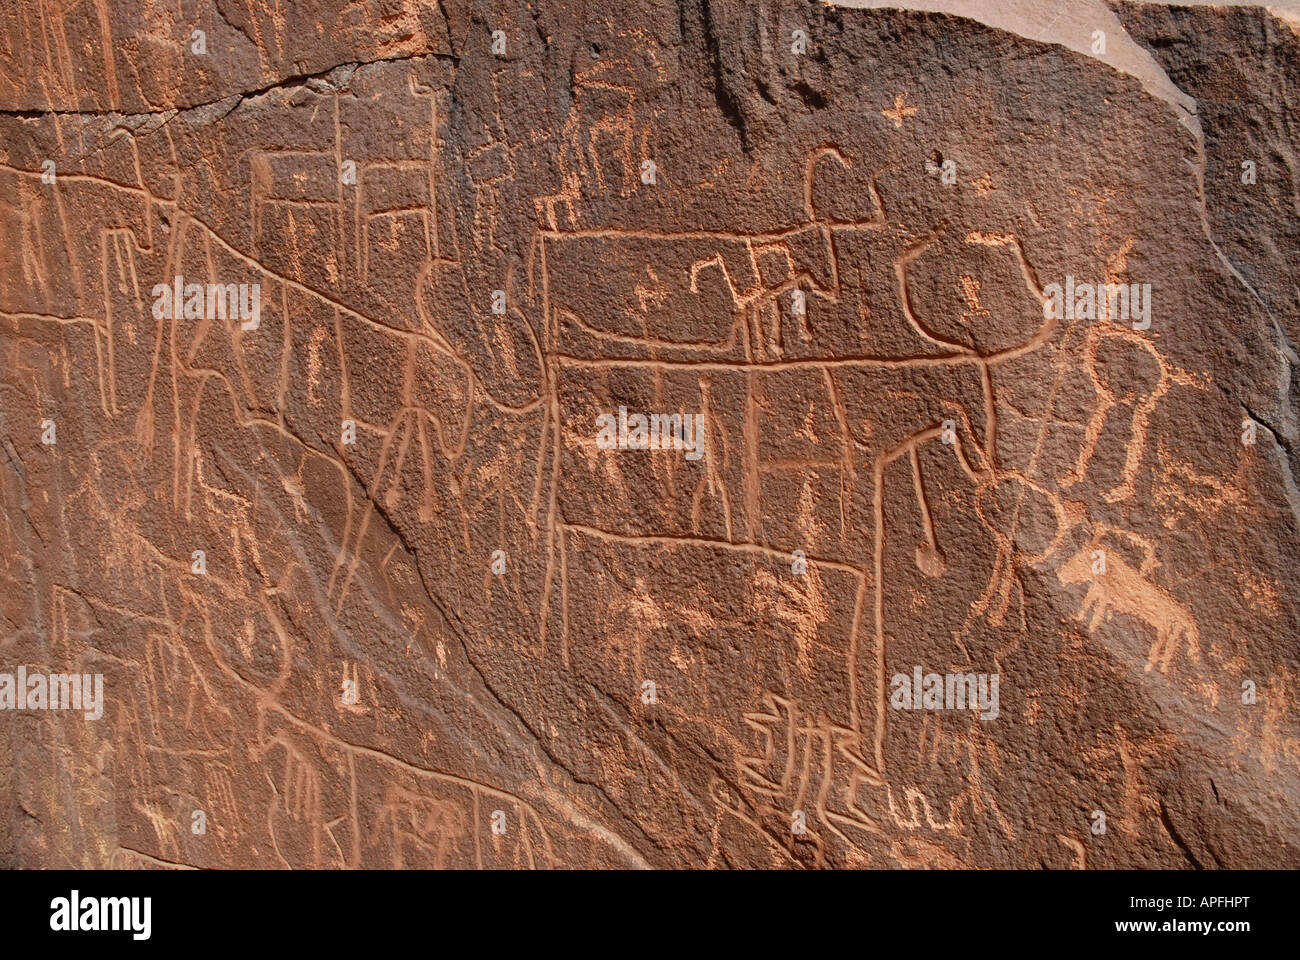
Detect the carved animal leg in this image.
<box><xmin>1146</xmin><ymin>632</ymin><xmax>1167</xmax><ymax>673</ymax></box>
<box><xmin>1086</xmin><ymin>587</ymin><xmax>1109</xmax><ymax>632</ymax></box>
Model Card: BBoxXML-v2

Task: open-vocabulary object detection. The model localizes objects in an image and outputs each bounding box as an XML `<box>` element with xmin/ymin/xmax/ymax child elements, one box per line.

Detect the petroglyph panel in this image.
<box><xmin>1</xmin><ymin>0</ymin><xmax>1298</xmax><ymax>868</ymax></box>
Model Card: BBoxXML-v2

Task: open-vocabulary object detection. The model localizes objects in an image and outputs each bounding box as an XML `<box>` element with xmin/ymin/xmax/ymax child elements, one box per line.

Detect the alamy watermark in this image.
<box><xmin>152</xmin><ymin>275</ymin><xmax>261</xmax><ymax>330</ymax></box>
<box><xmin>0</xmin><ymin>667</ymin><xmax>103</xmax><ymax>720</ymax></box>
<box><xmin>1042</xmin><ymin>275</ymin><xmax>1151</xmax><ymax>330</ymax></box>
<box><xmin>889</xmin><ymin>666</ymin><xmax>999</xmax><ymax>720</ymax></box>
<box><xmin>595</xmin><ymin>406</ymin><xmax>706</xmax><ymax>460</ymax></box>
<box><xmin>50</xmin><ymin>891</ymin><xmax>150</xmax><ymax>940</ymax></box>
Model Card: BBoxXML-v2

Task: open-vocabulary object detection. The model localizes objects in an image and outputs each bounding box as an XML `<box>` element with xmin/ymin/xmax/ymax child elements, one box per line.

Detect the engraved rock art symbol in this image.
<box><xmin>1057</xmin><ymin>527</ymin><xmax>1201</xmax><ymax>675</ymax></box>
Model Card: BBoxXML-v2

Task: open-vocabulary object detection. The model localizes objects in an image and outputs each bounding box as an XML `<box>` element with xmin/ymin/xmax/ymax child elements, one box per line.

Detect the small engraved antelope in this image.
<box><xmin>1057</xmin><ymin>534</ymin><xmax>1199</xmax><ymax>674</ymax></box>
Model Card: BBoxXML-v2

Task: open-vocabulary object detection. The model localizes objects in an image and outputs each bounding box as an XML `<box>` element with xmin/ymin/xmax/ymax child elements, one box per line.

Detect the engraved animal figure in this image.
<box><xmin>1057</xmin><ymin>536</ymin><xmax>1199</xmax><ymax>674</ymax></box>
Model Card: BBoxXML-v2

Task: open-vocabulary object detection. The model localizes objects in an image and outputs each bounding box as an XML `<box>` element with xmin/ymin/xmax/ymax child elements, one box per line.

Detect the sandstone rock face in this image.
<box><xmin>1</xmin><ymin>0</ymin><xmax>1297</xmax><ymax>869</ymax></box>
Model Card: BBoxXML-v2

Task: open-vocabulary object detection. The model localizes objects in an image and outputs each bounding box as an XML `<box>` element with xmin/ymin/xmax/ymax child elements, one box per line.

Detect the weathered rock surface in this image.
<box><xmin>1</xmin><ymin>0</ymin><xmax>1297</xmax><ymax>868</ymax></box>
